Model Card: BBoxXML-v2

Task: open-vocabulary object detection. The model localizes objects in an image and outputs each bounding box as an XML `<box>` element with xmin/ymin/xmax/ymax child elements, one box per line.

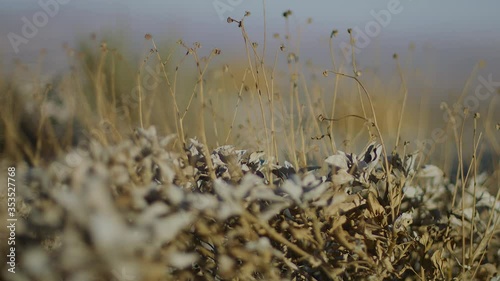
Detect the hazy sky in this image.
<box><xmin>1</xmin><ymin>0</ymin><xmax>499</xmax><ymax>87</ymax></box>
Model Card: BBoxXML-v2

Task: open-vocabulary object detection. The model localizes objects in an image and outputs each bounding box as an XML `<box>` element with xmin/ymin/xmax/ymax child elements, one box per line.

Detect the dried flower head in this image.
<box><xmin>393</xmin><ymin>211</ymin><xmax>413</xmax><ymax>233</ymax></box>
<box><xmin>287</xmin><ymin>53</ymin><xmax>297</xmax><ymax>64</ymax></box>
<box><xmin>283</xmin><ymin>10</ymin><xmax>292</xmax><ymax>18</ymax></box>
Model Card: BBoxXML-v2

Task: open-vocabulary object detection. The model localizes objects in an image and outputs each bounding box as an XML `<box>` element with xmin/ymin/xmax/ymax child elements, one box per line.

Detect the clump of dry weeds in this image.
<box><xmin>1</xmin><ymin>9</ymin><xmax>499</xmax><ymax>281</ymax></box>
<box><xmin>1</xmin><ymin>124</ymin><xmax>498</xmax><ymax>280</ymax></box>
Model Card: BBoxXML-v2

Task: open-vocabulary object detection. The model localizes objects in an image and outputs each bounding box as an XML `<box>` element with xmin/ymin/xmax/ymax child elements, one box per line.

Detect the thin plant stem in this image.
<box><xmin>393</xmin><ymin>54</ymin><xmax>408</xmax><ymax>153</ymax></box>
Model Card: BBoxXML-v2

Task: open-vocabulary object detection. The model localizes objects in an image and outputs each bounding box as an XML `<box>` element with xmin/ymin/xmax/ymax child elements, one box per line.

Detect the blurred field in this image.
<box><xmin>0</xmin><ymin>25</ymin><xmax>498</xmax><ymax>175</ymax></box>
<box><xmin>0</xmin><ymin>12</ymin><xmax>499</xmax><ymax>280</ymax></box>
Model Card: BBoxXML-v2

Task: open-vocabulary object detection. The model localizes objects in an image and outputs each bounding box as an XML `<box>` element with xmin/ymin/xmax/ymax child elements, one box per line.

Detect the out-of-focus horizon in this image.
<box><xmin>1</xmin><ymin>0</ymin><xmax>500</xmax><ymax>87</ymax></box>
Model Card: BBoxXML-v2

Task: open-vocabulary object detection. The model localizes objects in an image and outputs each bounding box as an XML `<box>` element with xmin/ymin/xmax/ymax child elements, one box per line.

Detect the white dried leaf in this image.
<box><xmin>258</xmin><ymin>202</ymin><xmax>290</xmax><ymax>221</ymax></box>
<box><xmin>232</xmin><ymin>180</ymin><xmax>255</xmax><ymax>199</ymax></box>
<box><xmin>404</xmin><ymin>151</ymin><xmax>419</xmax><ymax>175</ymax></box>
<box><xmin>167</xmin><ymin>252</ymin><xmax>198</xmax><ymax>268</ymax></box>
<box><xmin>284</xmin><ymin>161</ymin><xmax>295</xmax><ymax>169</ymax></box>
<box><xmin>357</xmin><ymin>142</ymin><xmax>382</xmax><ymax>173</ymax></box>
<box><xmin>234</xmin><ymin>149</ymin><xmax>247</xmax><ymax>162</ymax></box>
<box><xmin>156</xmin><ymin>160</ymin><xmax>176</xmax><ymax>183</ymax></box>
<box><xmin>249</xmin><ymin>151</ymin><xmax>266</xmax><ymax>166</ymax></box>
<box><xmin>154</xmin><ymin>212</ymin><xmax>195</xmax><ymax>244</ymax></box>
<box><xmin>214</xmin><ymin>178</ymin><xmax>236</xmax><ymax>199</ymax></box>
<box><xmin>91</xmin><ymin>218</ymin><xmax>143</xmax><ymax>260</ymax></box>
<box><xmin>187</xmin><ymin>193</ymin><xmax>219</xmax><ymax>211</ymax></box>
<box><xmin>281</xmin><ymin>180</ymin><xmax>303</xmax><ymax>203</ymax></box>
<box><xmin>302</xmin><ymin>182</ymin><xmax>329</xmax><ymax>202</ymax></box>
<box><xmin>241</xmin><ymin>164</ymin><xmax>250</xmax><ymax>172</ymax></box>
<box><xmin>461</xmin><ymin>208</ymin><xmax>475</xmax><ymax>221</ymax></box>
<box><xmin>313</xmin><ymin>190</ymin><xmax>344</xmax><ymax>208</ymax></box>
<box><xmin>331</xmin><ymin>169</ymin><xmax>354</xmax><ymax>186</ymax></box>
<box><xmin>393</xmin><ymin>211</ymin><xmax>413</xmax><ymax>233</ymax></box>
<box><xmin>240</xmin><ymin>173</ymin><xmax>265</xmax><ymax>188</ymax></box>
<box><xmin>136</xmin><ymin>126</ymin><xmax>157</xmax><ymax>140</ymax></box>
<box><xmin>165</xmin><ymin>185</ymin><xmax>185</xmax><ymax>205</ymax></box>
<box><xmin>246</xmin><ymin>237</ymin><xmax>272</xmax><ymax>251</ymax></box>
<box><xmin>325</xmin><ymin>153</ymin><xmax>349</xmax><ymax>170</ymax></box>
<box><xmin>250</xmin><ymin>187</ymin><xmax>288</xmax><ymax>203</ymax></box>
<box><xmin>159</xmin><ymin>134</ymin><xmax>177</xmax><ymax>147</ymax></box>
<box><xmin>213</xmin><ymin>145</ymin><xmax>234</xmax><ymax>154</ymax></box>
<box><xmin>188</xmin><ymin>138</ymin><xmax>202</xmax><ymax>156</ymax></box>
<box><xmin>23</xmin><ymin>248</ymin><xmax>51</xmax><ymax>277</ymax></box>
<box><xmin>218</xmin><ymin>255</ymin><xmax>235</xmax><ymax>274</ymax></box>
<box><xmin>211</xmin><ymin>153</ymin><xmax>226</xmax><ymax>167</ymax></box>
<box><xmin>214</xmin><ymin>179</ymin><xmax>243</xmax><ymax>219</ymax></box>
<box><xmin>302</xmin><ymin>173</ymin><xmax>320</xmax><ymax>188</ymax></box>
<box><xmin>137</xmin><ymin>202</ymin><xmax>170</xmax><ymax>224</ymax></box>
<box><xmin>217</xmin><ymin>202</ymin><xmax>243</xmax><ymax>220</ymax></box>
<box><xmin>403</xmin><ymin>185</ymin><xmax>423</xmax><ymax>199</ymax></box>
<box><xmin>417</xmin><ymin>165</ymin><xmax>443</xmax><ymax>178</ymax></box>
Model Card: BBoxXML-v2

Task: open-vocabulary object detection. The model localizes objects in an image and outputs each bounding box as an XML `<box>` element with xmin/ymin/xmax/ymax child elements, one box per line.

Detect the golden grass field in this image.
<box><xmin>1</xmin><ymin>10</ymin><xmax>499</xmax><ymax>281</ymax></box>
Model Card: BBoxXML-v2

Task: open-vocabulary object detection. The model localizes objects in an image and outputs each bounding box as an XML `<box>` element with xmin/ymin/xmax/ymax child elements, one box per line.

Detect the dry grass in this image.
<box><xmin>0</xmin><ymin>10</ymin><xmax>499</xmax><ymax>281</ymax></box>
